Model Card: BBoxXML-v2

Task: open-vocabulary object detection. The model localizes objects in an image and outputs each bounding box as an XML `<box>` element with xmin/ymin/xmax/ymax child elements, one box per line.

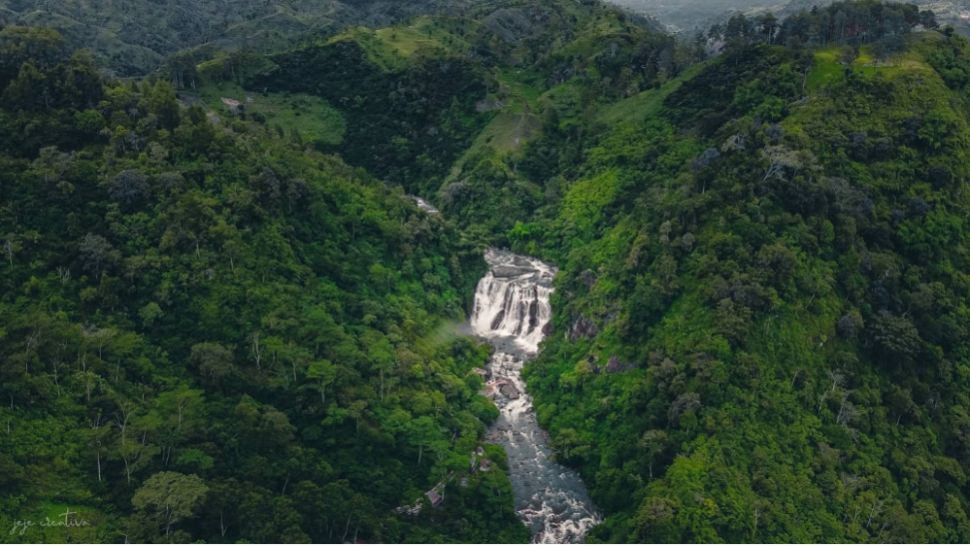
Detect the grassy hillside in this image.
<box><xmin>215</xmin><ymin>0</ymin><xmax>682</xmax><ymax>211</ymax></box>
<box><xmin>192</xmin><ymin>81</ymin><xmax>346</xmax><ymax>147</ymax></box>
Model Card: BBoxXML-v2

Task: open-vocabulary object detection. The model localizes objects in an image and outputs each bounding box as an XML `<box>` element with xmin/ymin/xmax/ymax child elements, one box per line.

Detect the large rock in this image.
<box><xmin>542</xmin><ymin>321</ymin><xmax>554</xmax><ymax>336</ymax></box>
<box><xmin>606</xmin><ymin>356</ymin><xmax>633</xmax><ymax>374</ymax></box>
<box><xmin>499</xmin><ymin>381</ymin><xmax>521</xmax><ymax>399</ymax></box>
<box><xmin>568</xmin><ymin>316</ymin><xmax>599</xmax><ymax>341</ymax></box>
<box><xmin>579</xmin><ymin>269</ymin><xmax>597</xmax><ymax>289</ymax></box>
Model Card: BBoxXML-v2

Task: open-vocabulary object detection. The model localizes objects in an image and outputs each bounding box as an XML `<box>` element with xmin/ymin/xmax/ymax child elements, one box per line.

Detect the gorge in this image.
<box><xmin>3</xmin><ymin>0</ymin><xmax>970</xmax><ymax>542</ymax></box>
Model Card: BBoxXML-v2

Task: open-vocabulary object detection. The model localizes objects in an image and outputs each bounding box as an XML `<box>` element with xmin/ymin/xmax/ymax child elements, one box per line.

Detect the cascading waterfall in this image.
<box><xmin>471</xmin><ymin>249</ymin><xmax>600</xmax><ymax>544</ymax></box>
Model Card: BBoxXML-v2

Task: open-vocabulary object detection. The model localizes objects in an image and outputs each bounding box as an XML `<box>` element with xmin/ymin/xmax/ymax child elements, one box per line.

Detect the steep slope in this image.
<box><xmin>4</xmin><ymin>0</ymin><xmax>970</xmax><ymax>543</ymax></box>
<box><xmin>228</xmin><ymin>0</ymin><xmax>683</xmax><ymax>238</ymax></box>
<box><xmin>505</xmin><ymin>3</ymin><xmax>970</xmax><ymax>542</ymax></box>
<box><xmin>0</xmin><ymin>26</ymin><xmax>527</xmax><ymax>543</ymax></box>
<box><xmin>0</xmin><ymin>4</ymin><xmax>684</xmax><ymax>539</ymax></box>
<box><xmin>231</xmin><ymin>3</ymin><xmax>970</xmax><ymax>542</ymax></box>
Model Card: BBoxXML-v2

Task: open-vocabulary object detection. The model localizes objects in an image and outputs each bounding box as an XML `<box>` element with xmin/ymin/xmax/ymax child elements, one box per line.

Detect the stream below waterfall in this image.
<box><xmin>470</xmin><ymin>249</ymin><xmax>600</xmax><ymax>544</ymax></box>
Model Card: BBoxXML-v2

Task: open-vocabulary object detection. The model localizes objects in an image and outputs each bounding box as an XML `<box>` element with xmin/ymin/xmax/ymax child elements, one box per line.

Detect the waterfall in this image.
<box><xmin>410</xmin><ymin>196</ymin><xmax>440</xmax><ymax>215</ymax></box>
<box><xmin>471</xmin><ymin>249</ymin><xmax>600</xmax><ymax>544</ymax></box>
<box><xmin>470</xmin><ymin>249</ymin><xmax>556</xmax><ymax>354</ymax></box>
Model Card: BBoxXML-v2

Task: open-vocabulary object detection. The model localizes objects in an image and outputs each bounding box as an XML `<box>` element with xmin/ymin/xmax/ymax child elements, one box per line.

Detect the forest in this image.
<box><xmin>2</xmin><ymin>0</ymin><xmax>970</xmax><ymax>543</ymax></box>
<box><xmin>0</xmin><ymin>24</ymin><xmax>526</xmax><ymax>543</ymax></box>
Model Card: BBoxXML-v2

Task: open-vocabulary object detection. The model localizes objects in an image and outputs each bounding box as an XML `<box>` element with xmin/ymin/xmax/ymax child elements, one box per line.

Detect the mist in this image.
<box><xmin>606</xmin><ymin>0</ymin><xmax>970</xmax><ymax>34</ymax></box>
<box><xmin>604</xmin><ymin>0</ymin><xmax>794</xmax><ymax>31</ymax></box>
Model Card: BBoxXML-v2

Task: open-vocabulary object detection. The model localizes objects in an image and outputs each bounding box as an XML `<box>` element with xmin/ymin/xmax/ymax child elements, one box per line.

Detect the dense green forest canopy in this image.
<box><xmin>0</xmin><ymin>22</ymin><xmax>528</xmax><ymax>543</ymax></box>
<box><xmin>0</xmin><ymin>0</ymin><xmax>486</xmax><ymax>76</ymax></box>
<box><xmin>508</xmin><ymin>1</ymin><xmax>970</xmax><ymax>542</ymax></box>
<box><xmin>2</xmin><ymin>0</ymin><xmax>970</xmax><ymax>543</ymax></box>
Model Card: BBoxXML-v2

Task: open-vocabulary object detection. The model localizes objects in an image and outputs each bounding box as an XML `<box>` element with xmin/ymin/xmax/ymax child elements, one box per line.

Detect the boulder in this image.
<box><xmin>606</xmin><ymin>355</ymin><xmax>633</xmax><ymax>374</ymax></box>
<box><xmin>499</xmin><ymin>381</ymin><xmax>520</xmax><ymax>399</ymax></box>
<box><xmin>568</xmin><ymin>316</ymin><xmax>598</xmax><ymax>341</ymax></box>
<box><xmin>542</xmin><ymin>321</ymin><xmax>554</xmax><ymax>336</ymax></box>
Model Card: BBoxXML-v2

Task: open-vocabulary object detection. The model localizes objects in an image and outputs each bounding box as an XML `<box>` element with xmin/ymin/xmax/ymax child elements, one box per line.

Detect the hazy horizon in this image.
<box><xmin>606</xmin><ymin>0</ymin><xmax>970</xmax><ymax>32</ymax></box>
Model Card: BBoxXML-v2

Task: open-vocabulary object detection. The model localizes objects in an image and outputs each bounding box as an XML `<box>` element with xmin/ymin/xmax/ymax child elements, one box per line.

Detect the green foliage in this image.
<box><xmin>0</xmin><ymin>32</ymin><xmax>523</xmax><ymax>543</ymax></box>
<box><xmin>132</xmin><ymin>472</ymin><xmax>209</xmax><ymax>541</ymax></box>
<box><xmin>0</xmin><ymin>0</ymin><xmax>485</xmax><ymax>77</ymax></box>
<box><xmin>778</xmin><ymin>1</ymin><xmax>937</xmax><ymax>48</ymax></box>
<box><xmin>4</xmin><ymin>1</ymin><xmax>970</xmax><ymax>544</ymax></box>
<box><xmin>247</xmin><ymin>39</ymin><xmax>489</xmax><ymax>196</ymax></box>
<box><xmin>506</xmin><ymin>7</ymin><xmax>970</xmax><ymax>543</ymax></box>
<box><xmin>194</xmin><ymin>81</ymin><xmax>346</xmax><ymax>147</ymax></box>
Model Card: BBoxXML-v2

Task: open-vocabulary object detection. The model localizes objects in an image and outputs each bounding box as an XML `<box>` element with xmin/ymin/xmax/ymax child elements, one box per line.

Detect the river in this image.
<box><xmin>470</xmin><ymin>249</ymin><xmax>600</xmax><ymax>544</ymax></box>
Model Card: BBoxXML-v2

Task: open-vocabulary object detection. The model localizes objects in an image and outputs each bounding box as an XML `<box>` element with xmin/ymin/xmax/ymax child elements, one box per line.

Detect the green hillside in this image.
<box><xmin>2</xmin><ymin>0</ymin><xmax>970</xmax><ymax>543</ymax></box>
<box><xmin>0</xmin><ymin>0</ymin><xmax>480</xmax><ymax>76</ymax></box>
<box><xmin>511</xmin><ymin>6</ymin><xmax>970</xmax><ymax>543</ymax></box>
<box><xmin>0</xmin><ymin>24</ymin><xmax>525</xmax><ymax>543</ymax></box>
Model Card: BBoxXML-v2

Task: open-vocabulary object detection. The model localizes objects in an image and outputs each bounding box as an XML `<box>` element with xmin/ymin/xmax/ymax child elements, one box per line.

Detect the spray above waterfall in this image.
<box><xmin>471</xmin><ymin>249</ymin><xmax>600</xmax><ymax>544</ymax></box>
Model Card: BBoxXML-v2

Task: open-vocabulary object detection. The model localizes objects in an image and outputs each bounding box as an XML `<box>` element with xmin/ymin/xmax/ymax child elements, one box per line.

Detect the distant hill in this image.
<box><xmin>606</xmin><ymin>0</ymin><xmax>970</xmax><ymax>33</ymax></box>
<box><xmin>0</xmin><ymin>0</ymin><xmax>476</xmax><ymax>75</ymax></box>
<box><xmin>606</xmin><ymin>0</ymin><xmax>790</xmax><ymax>32</ymax></box>
<box><xmin>779</xmin><ymin>0</ymin><xmax>970</xmax><ymax>33</ymax></box>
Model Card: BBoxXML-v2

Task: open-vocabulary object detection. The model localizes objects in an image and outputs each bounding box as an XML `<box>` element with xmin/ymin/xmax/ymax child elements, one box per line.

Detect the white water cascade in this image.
<box><xmin>470</xmin><ymin>249</ymin><xmax>601</xmax><ymax>544</ymax></box>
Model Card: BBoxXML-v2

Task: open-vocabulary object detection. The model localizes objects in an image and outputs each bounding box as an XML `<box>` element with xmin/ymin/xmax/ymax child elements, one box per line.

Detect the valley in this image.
<box><xmin>1</xmin><ymin>0</ymin><xmax>970</xmax><ymax>543</ymax></box>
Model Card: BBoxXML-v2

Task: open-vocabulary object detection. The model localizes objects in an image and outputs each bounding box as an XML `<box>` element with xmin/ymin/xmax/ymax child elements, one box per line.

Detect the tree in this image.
<box><xmin>869</xmin><ymin>311</ymin><xmax>923</xmax><ymax>365</ymax></box>
<box><xmin>108</xmin><ymin>169</ymin><xmax>150</xmax><ymax>210</ymax></box>
<box><xmin>307</xmin><ymin>359</ymin><xmax>337</xmax><ymax>405</ymax></box>
<box><xmin>132</xmin><ymin>472</ymin><xmax>209</xmax><ymax>539</ymax></box>
<box><xmin>189</xmin><ymin>342</ymin><xmax>235</xmax><ymax>384</ymax></box>
<box><xmin>639</xmin><ymin>429</ymin><xmax>668</xmax><ymax>480</ymax></box>
<box><xmin>146</xmin><ymin>386</ymin><xmax>205</xmax><ymax>466</ymax></box>
<box><xmin>724</xmin><ymin>14</ymin><xmax>755</xmax><ymax>50</ymax></box>
<box><xmin>144</xmin><ymin>80</ymin><xmax>180</xmax><ymax>130</ymax></box>
<box><xmin>3</xmin><ymin>62</ymin><xmax>49</xmax><ymax>110</ymax></box>
<box><xmin>77</xmin><ymin>233</ymin><xmax>119</xmax><ymax>277</ymax></box>
<box><xmin>112</xmin><ymin>400</ymin><xmax>159</xmax><ymax>486</ymax></box>
<box><xmin>757</xmin><ymin>13</ymin><xmax>779</xmax><ymax>45</ymax></box>
<box><xmin>409</xmin><ymin>416</ymin><xmax>438</xmax><ymax>466</ymax></box>
<box><xmin>0</xmin><ymin>26</ymin><xmax>65</xmax><ymax>88</ymax></box>
<box><xmin>362</xmin><ymin>329</ymin><xmax>395</xmax><ymax>401</ymax></box>
<box><xmin>139</xmin><ymin>302</ymin><xmax>163</xmax><ymax>327</ymax></box>
<box><xmin>30</xmin><ymin>146</ymin><xmax>74</xmax><ymax>188</ymax></box>
<box><xmin>234</xmin><ymin>396</ymin><xmax>295</xmax><ymax>449</ymax></box>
